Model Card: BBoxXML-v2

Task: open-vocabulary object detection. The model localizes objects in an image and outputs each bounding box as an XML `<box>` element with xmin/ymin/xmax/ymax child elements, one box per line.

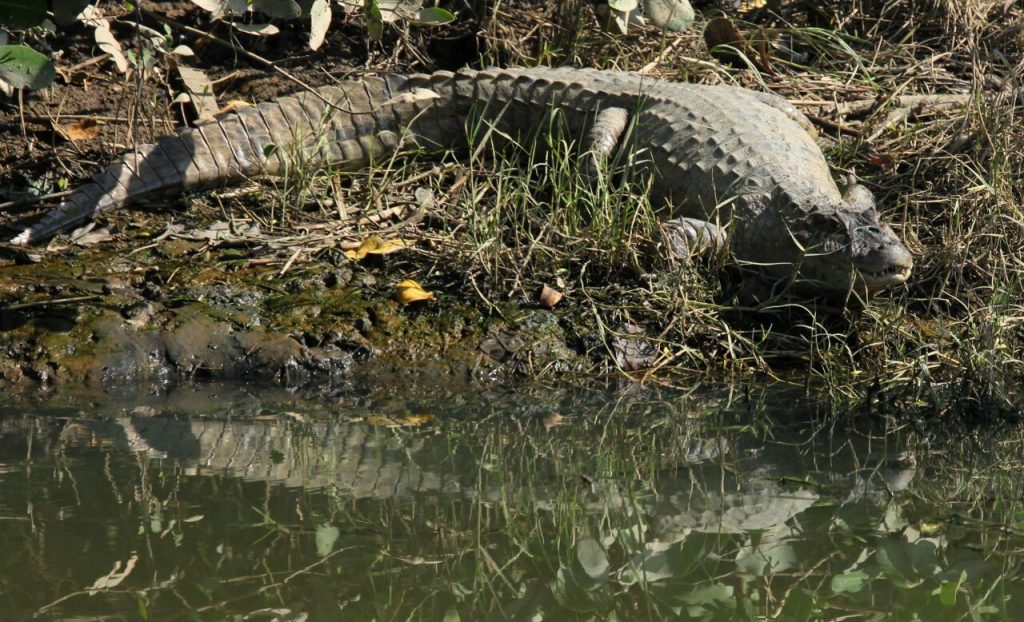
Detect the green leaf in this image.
<box><xmin>0</xmin><ymin>45</ymin><xmax>55</xmax><ymax>90</ymax></box>
<box><xmin>933</xmin><ymin>570</ymin><xmax>966</xmax><ymax>606</ymax></box>
<box><xmin>680</xmin><ymin>582</ymin><xmax>733</xmax><ymax>606</ymax></box>
<box><xmin>778</xmin><ymin>588</ymin><xmax>816</xmax><ymax>622</ymax></box>
<box><xmin>0</xmin><ymin>0</ymin><xmax>46</xmax><ymax>28</ymax></box>
<box><xmin>412</xmin><ymin>7</ymin><xmax>454</xmax><ymax>25</ymax></box>
<box><xmin>831</xmin><ymin>570</ymin><xmax>870</xmax><ymax>594</ymax></box>
<box><xmin>315</xmin><ymin>524</ymin><xmax>339</xmax><ymax>556</ymax></box>
<box><xmin>877</xmin><ymin>539</ymin><xmax>924</xmax><ymax>587</ymax></box>
<box><xmin>575</xmin><ymin>538</ymin><xmax>609</xmax><ymax>580</ymax></box>
<box><xmin>642</xmin><ymin>0</ymin><xmax>695</xmax><ymax>32</ymax></box>
<box><xmin>364</xmin><ymin>0</ymin><xmax>383</xmax><ymax>41</ymax></box>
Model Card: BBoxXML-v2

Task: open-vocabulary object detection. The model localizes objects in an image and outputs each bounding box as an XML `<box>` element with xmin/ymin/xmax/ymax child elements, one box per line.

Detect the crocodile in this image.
<box><xmin>51</xmin><ymin>414</ymin><xmax>823</xmax><ymax>537</ymax></box>
<box><xmin>8</xmin><ymin>67</ymin><xmax>913</xmax><ymax>293</ymax></box>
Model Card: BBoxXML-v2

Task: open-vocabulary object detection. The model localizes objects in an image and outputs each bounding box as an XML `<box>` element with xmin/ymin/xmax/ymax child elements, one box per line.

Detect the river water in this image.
<box><xmin>0</xmin><ymin>383</ymin><xmax>1018</xmax><ymax>620</ymax></box>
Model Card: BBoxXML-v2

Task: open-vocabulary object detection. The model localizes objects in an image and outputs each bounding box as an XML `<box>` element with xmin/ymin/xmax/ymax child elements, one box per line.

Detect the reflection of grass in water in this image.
<box><xmin>3</xmin><ymin>388</ymin><xmax>1023</xmax><ymax>619</ymax></box>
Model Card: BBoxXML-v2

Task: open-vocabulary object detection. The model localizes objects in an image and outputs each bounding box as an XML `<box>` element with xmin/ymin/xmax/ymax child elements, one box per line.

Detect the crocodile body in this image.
<box><xmin>9</xmin><ymin>67</ymin><xmax>912</xmax><ymax>292</ymax></box>
<box><xmin>59</xmin><ymin>415</ymin><xmax>820</xmax><ymax>536</ymax></box>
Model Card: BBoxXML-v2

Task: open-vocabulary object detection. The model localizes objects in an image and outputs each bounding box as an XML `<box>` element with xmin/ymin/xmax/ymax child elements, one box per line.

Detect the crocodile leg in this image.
<box><xmin>584</xmin><ymin>107</ymin><xmax>630</xmax><ymax>179</ymax></box>
<box><xmin>661</xmin><ymin>217</ymin><xmax>727</xmax><ymax>263</ymax></box>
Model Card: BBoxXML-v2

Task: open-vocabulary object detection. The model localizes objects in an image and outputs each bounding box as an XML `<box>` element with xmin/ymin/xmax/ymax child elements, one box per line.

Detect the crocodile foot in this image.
<box><xmin>661</xmin><ymin>217</ymin><xmax>727</xmax><ymax>264</ymax></box>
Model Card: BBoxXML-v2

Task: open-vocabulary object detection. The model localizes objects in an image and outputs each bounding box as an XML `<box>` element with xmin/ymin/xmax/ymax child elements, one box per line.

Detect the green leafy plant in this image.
<box><xmin>0</xmin><ymin>0</ymin><xmax>55</xmax><ymax>92</ymax></box>
<box><xmin>356</xmin><ymin>0</ymin><xmax>455</xmax><ymax>42</ymax></box>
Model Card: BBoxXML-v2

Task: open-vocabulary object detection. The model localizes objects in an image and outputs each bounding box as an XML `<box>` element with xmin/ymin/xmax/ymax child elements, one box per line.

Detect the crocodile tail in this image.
<box><xmin>8</xmin><ymin>72</ymin><xmax>463</xmax><ymax>245</ymax></box>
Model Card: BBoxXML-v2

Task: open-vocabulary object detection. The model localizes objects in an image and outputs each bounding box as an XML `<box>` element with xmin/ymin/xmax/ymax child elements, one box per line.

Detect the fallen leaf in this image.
<box><xmin>345</xmin><ymin>236</ymin><xmax>411</xmax><ymax>260</ymax></box>
<box><xmin>71</xmin><ymin>226</ymin><xmax>114</xmax><ymax>246</ymax></box>
<box><xmin>756</xmin><ymin>30</ymin><xmax>774</xmax><ymax>73</ymax></box>
<box><xmin>704</xmin><ymin>17</ymin><xmax>773</xmax><ymax>72</ymax></box>
<box><xmin>219</xmin><ymin>99</ymin><xmax>253</xmax><ymax>113</ymax></box>
<box><xmin>396</xmin><ymin>279</ymin><xmax>434</xmax><ymax>304</ymax></box>
<box><xmin>866</xmin><ymin>152</ymin><xmax>894</xmax><ymax>168</ymax></box>
<box><xmin>542</xmin><ymin>412</ymin><xmax>565</xmax><ymax>430</ymax></box>
<box><xmin>539</xmin><ymin>284</ymin><xmax>563</xmax><ymax>308</ymax></box>
<box><xmin>55</xmin><ymin>117</ymin><xmax>101</xmax><ymax>142</ymax></box>
<box><xmin>704</xmin><ymin>16</ymin><xmax>746</xmax><ymax>54</ymax></box>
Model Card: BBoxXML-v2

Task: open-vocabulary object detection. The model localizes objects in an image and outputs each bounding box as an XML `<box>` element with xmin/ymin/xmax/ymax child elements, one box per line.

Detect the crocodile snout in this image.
<box><xmin>853</xmin><ymin>224</ymin><xmax>913</xmax><ymax>291</ymax></box>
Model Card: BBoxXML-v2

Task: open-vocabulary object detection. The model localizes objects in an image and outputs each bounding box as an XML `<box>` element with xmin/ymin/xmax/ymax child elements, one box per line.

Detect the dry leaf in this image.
<box><xmin>309</xmin><ymin>0</ymin><xmax>331</xmax><ymax>50</ymax></box>
<box><xmin>220</xmin><ymin>99</ymin><xmax>253</xmax><ymax>113</ymax></box>
<box><xmin>401</xmin><ymin>414</ymin><xmax>432</xmax><ymax>425</ymax></box>
<box><xmin>55</xmin><ymin>118</ymin><xmax>101</xmax><ymax>142</ymax></box>
<box><xmin>539</xmin><ymin>284</ymin><xmax>563</xmax><ymax>308</ymax></box>
<box><xmin>80</xmin><ymin>6</ymin><xmax>128</xmax><ymax>73</ymax></box>
<box><xmin>704</xmin><ymin>17</ymin><xmax>745</xmax><ymax>52</ymax></box>
<box><xmin>232</xmin><ymin>22</ymin><xmax>280</xmax><ymax>36</ymax></box>
<box><xmin>396</xmin><ymin>279</ymin><xmax>434</xmax><ymax>304</ymax></box>
<box><xmin>736</xmin><ymin>0</ymin><xmax>767</xmax><ymax>12</ymax></box>
<box><xmin>542</xmin><ymin>412</ymin><xmax>565</xmax><ymax>430</ymax></box>
<box><xmin>345</xmin><ymin>236</ymin><xmax>410</xmax><ymax>260</ymax></box>
<box><xmin>86</xmin><ymin>553</ymin><xmax>138</xmax><ymax>592</ymax></box>
<box><xmin>704</xmin><ymin>17</ymin><xmax>773</xmax><ymax>72</ymax></box>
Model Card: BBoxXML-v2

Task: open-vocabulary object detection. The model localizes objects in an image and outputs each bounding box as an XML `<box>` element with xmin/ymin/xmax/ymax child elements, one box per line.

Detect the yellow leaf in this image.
<box><xmin>367</xmin><ymin>414</ymin><xmax>432</xmax><ymax>427</ymax></box>
<box><xmin>736</xmin><ymin>0</ymin><xmax>767</xmax><ymax>12</ymax></box>
<box><xmin>220</xmin><ymin>99</ymin><xmax>253</xmax><ymax>113</ymax></box>
<box><xmin>344</xmin><ymin>236</ymin><xmax>411</xmax><ymax>260</ymax></box>
<box><xmin>401</xmin><ymin>414</ymin><xmax>432</xmax><ymax>425</ymax></box>
<box><xmin>55</xmin><ymin>118</ymin><xmax>102</xmax><ymax>142</ymax></box>
<box><xmin>396</xmin><ymin>279</ymin><xmax>434</xmax><ymax>304</ymax></box>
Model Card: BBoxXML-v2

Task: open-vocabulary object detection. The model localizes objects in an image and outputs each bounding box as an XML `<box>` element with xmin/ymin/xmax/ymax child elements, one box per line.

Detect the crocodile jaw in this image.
<box><xmin>856</xmin><ymin>251</ymin><xmax>913</xmax><ymax>290</ymax></box>
<box><xmin>847</xmin><ymin>220</ymin><xmax>914</xmax><ymax>292</ymax></box>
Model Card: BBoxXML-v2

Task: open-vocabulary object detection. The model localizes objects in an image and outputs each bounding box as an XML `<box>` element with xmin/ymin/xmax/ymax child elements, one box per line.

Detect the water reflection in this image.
<box><xmin>0</xmin><ymin>384</ymin><xmax>1015</xmax><ymax>621</ymax></box>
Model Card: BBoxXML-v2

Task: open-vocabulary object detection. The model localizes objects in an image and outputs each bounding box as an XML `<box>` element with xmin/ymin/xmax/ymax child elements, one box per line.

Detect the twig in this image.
<box><xmin>0</xmin><ymin>295</ymin><xmax>104</xmax><ymax>313</ymax></box>
<box><xmin>827</xmin><ymin>93</ymin><xmax>971</xmax><ymax>117</ymax></box>
<box><xmin>0</xmin><ymin>190</ymin><xmax>75</xmax><ymax>213</ymax></box>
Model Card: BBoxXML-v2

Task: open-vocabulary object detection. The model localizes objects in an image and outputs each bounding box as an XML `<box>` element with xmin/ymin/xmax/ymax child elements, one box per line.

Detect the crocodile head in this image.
<box><xmin>791</xmin><ymin>183</ymin><xmax>913</xmax><ymax>293</ymax></box>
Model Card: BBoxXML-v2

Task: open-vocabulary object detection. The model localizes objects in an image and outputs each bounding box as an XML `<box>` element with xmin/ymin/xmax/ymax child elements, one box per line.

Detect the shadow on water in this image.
<box><xmin>0</xmin><ymin>383</ymin><xmax>1020</xmax><ymax>620</ymax></box>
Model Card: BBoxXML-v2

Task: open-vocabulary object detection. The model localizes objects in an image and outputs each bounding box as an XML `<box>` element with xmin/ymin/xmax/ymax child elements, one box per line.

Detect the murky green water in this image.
<box><xmin>0</xmin><ymin>384</ymin><xmax>1020</xmax><ymax>621</ymax></box>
